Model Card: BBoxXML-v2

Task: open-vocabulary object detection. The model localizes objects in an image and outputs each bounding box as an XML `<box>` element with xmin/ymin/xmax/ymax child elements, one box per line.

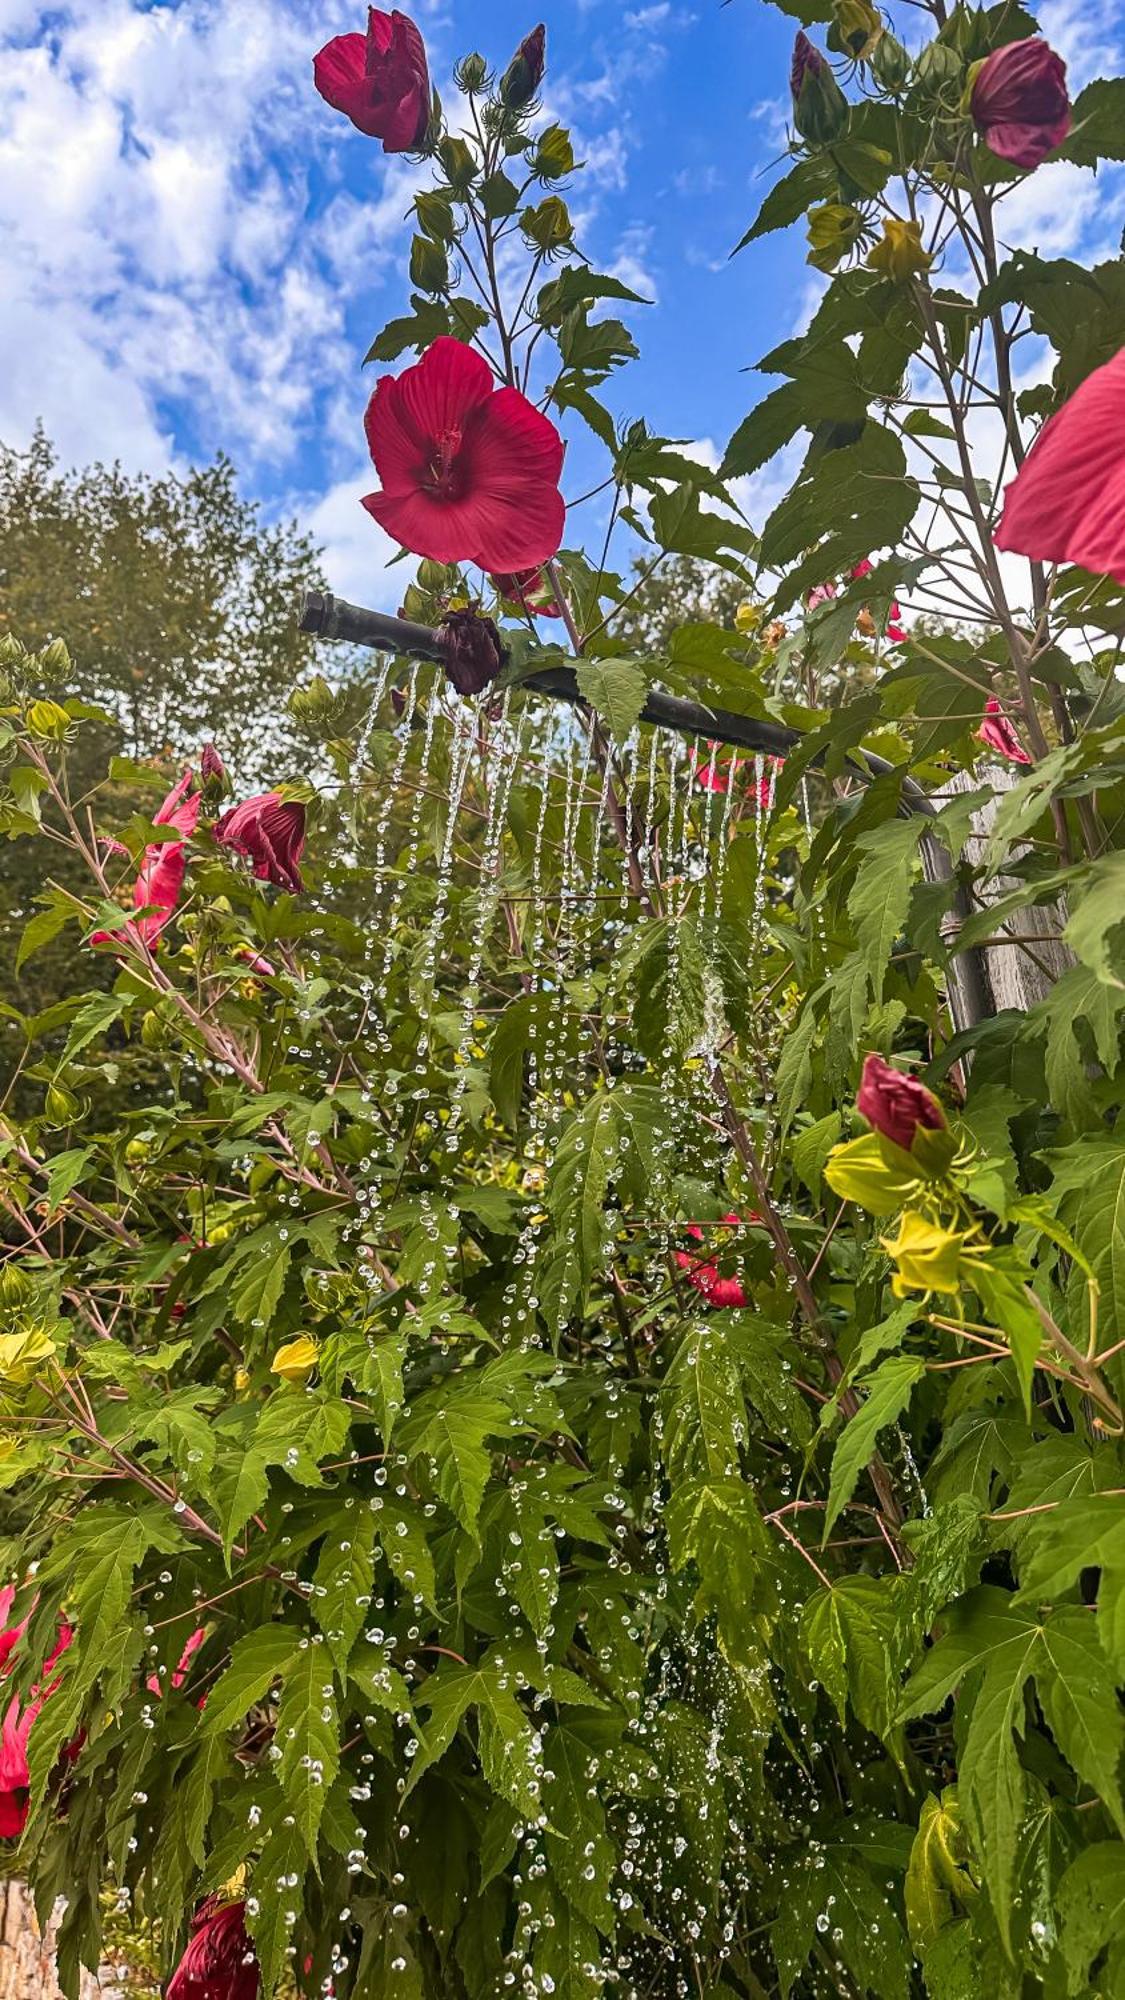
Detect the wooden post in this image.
<box><xmin>0</xmin><ymin>1882</ymin><xmax>118</xmax><ymax>2000</ymax></box>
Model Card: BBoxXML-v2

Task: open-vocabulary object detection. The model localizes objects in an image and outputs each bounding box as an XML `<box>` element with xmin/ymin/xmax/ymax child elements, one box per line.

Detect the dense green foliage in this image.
<box><xmin>2</xmin><ymin>3</ymin><xmax>1125</xmax><ymax>1997</ymax></box>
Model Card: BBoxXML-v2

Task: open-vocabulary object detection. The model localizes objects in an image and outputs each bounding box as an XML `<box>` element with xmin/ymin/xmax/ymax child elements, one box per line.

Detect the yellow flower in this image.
<box><xmin>866</xmin><ymin>219</ymin><xmax>933</xmax><ymax>282</ymax></box>
<box><xmin>0</xmin><ymin>1326</ymin><xmax>57</xmax><ymax>1385</ymax></box>
<box><xmin>833</xmin><ymin>0</ymin><xmax>882</xmax><ymax>55</ymax></box>
<box><xmin>271</xmin><ymin>1336</ymin><xmax>319</xmax><ymax>1385</ymax></box>
<box><xmin>880</xmin><ymin>1211</ymin><xmax>965</xmax><ymax>1297</ymax></box>
<box><xmin>734</xmin><ymin>601</ymin><xmax>761</xmax><ymax>635</ymax></box>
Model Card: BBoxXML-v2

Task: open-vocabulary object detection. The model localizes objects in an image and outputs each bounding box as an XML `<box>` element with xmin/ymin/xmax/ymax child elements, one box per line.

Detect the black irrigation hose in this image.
<box><xmin>298</xmin><ymin>589</ymin><xmax>992</xmax><ymax>1034</ymax></box>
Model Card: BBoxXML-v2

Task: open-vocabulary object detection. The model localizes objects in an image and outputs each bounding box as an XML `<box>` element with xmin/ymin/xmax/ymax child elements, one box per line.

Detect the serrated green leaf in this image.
<box><xmin>276</xmin><ymin>1642</ymin><xmax>340</xmax><ymax>1861</ymax></box>
<box><xmin>825</xmin><ymin>1354</ymin><xmax>925</xmax><ymax>1536</ymax></box>
<box><xmin>574</xmin><ymin>657</ymin><xmax>649</xmax><ymax>747</ymax></box>
<box><xmin>202</xmin><ymin>1626</ymin><xmax>300</xmax><ymax>1738</ymax></box>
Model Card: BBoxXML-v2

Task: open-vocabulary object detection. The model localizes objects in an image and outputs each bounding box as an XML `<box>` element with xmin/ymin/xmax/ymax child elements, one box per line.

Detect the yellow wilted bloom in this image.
<box><xmin>0</xmin><ymin>1325</ymin><xmax>57</xmax><ymax>1385</ymax></box>
<box><xmin>271</xmin><ymin>1336</ymin><xmax>319</xmax><ymax>1385</ymax></box>
<box><xmin>734</xmin><ymin>601</ymin><xmax>761</xmax><ymax>635</ymax></box>
<box><xmin>833</xmin><ymin>0</ymin><xmax>882</xmax><ymax>56</ymax></box>
<box><xmin>866</xmin><ymin>219</ymin><xmax>932</xmax><ymax>282</ymax></box>
<box><xmin>880</xmin><ymin>1211</ymin><xmax>965</xmax><ymax>1297</ymax></box>
<box><xmin>234</xmin><ymin>1367</ymin><xmax>251</xmax><ymax>1393</ymax></box>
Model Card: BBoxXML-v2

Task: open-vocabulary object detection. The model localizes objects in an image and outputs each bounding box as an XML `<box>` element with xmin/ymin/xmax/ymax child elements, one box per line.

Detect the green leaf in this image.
<box><xmin>313</xmin><ymin>1509</ymin><xmax>375</xmax><ymax>1676</ymax></box>
<box><xmin>848</xmin><ymin>817</ymin><xmax>926</xmax><ymax>1005</ymax></box>
<box><xmin>661</xmin><ymin>1320</ymin><xmax>747</xmax><ymax>1483</ymax></box>
<box><xmin>43</xmin><ymin>1146</ymin><xmax>94</xmax><ymax>1208</ymax></box>
<box><xmin>276</xmin><ymin>1641</ymin><xmax>341</xmax><ymax>1862</ymax></box>
<box><xmin>732</xmin><ymin>154</ymin><xmax>834</xmax><ymax>253</ymax></box>
<box><xmin>801</xmin><ymin>1576</ymin><xmax>902</xmax><ymax>1739</ymax></box>
<box><xmin>775</xmin><ymin>1004</ymin><xmax>818</xmax><ymax>1138</ymax></box>
<box><xmin>541</xmin><ymin>1092</ymin><xmax>621</xmax><ymax>1331</ymax></box>
<box><xmin>904</xmin><ymin>1792</ymin><xmax>977</xmax><ymax>1952</ymax></box>
<box><xmin>1065</xmin><ymin>851</ymin><xmax>1125</xmax><ymax>988</ymax></box>
<box><xmin>1056</xmin><ymin>1842</ymin><xmax>1125</xmax><ymax>1994</ymax></box>
<box><xmin>202</xmin><ymin>1626</ymin><xmax>300</xmax><ymax>1737</ymax></box>
<box><xmin>247</xmin><ymin>1818</ymin><xmax>308</xmax><ymax>1994</ymax></box>
<box><xmin>16</xmin><ymin>897</ymin><xmax>80</xmax><ymax>970</ymax></box>
<box><xmin>1063</xmin><ymin>77</ymin><xmax>1125</xmax><ymax>166</ymax></box>
<box><xmin>824</xmin><ymin>1353</ymin><xmax>925</xmax><ymax>1536</ymax></box>
<box><xmin>666</xmin><ymin>1476</ymin><xmax>781</xmax><ymax>1660</ymax></box>
<box><xmin>574</xmin><ymin>657</ymin><xmax>649</xmax><ymax>747</ymax></box>
<box><xmin>405</xmin><ymin>1392</ymin><xmax>510</xmax><ymax>1539</ymax></box>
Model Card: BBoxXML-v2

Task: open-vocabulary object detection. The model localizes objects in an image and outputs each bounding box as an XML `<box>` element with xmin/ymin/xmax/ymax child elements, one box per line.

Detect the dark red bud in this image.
<box><xmin>438</xmin><ymin>609</ymin><xmax>508</xmax><ymax>697</ymax></box>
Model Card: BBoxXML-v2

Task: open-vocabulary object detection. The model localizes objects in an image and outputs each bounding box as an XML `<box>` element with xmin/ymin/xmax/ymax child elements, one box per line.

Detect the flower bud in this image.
<box><xmin>791</xmin><ymin>32</ymin><xmax>850</xmax><ymax>146</ymax></box>
<box><xmin>871</xmin><ymin>28</ymin><xmax>910</xmax><ymax>90</ymax></box>
<box><xmin>857</xmin><ymin>1053</ymin><xmax>945</xmax><ymax>1155</ymax></box>
<box><xmin>141</xmin><ymin>1008</ymin><xmax>167</xmax><ymax>1050</ymax></box>
<box><xmin>438</xmin><ymin>609</ymin><xmax>508</xmax><ymax>697</ymax></box>
<box><xmin>500</xmin><ymin>24</ymin><xmax>546</xmax><ymax>110</ymax></box>
<box><xmin>409</xmin><ymin>233</ymin><xmax>449</xmax><ymax>293</ymax></box>
<box><xmin>45</xmin><ymin>1082</ymin><xmax>79</xmax><ymax>1126</ymax></box>
<box><xmin>26</xmin><ymin>699</ymin><xmax>71</xmax><ymax>742</ymax></box>
<box><xmin>0</xmin><ymin>1265</ymin><xmax>32</xmax><ymax>1308</ymax></box>
<box><xmin>455</xmin><ymin>51</ymin><xmax>489</xmax><ymax>93</ymax></box>
<box><xmin>521</xmin><ymin>195</ymin><xmax>573</xmax><ymax>255</ymax></box>
<box><xmin>914</xmin><ymin>40</ymin><xmax>963</xmax><ymax>91</ymax></box>
<box><xmin>39</xmin><ymin>637</ymin><xmax>71</xmax><ymax>676</ymax></box>
<box><xmin>200</xmin><ymin>742</ymin><xmax>228</xmax><ymax>789</ymax></box>
<box><xmin>969</xmin><ymin>36</ymin><xmax>1070</xmax><ymax>170</ymax></box>
<box><xmin>866</xmin><ymin>218</ymin><xmax>932</xmax><ymax>280</ymax></box>
<box><xmin>531</xmin><ymin>123</ymin><xmax>575</xmax><ymax>182</ymax></box>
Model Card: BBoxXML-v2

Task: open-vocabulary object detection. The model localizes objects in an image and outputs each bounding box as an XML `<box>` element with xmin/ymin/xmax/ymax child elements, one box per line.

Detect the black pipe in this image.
<box><xmin>299</xmin><ymin>589</ymin><xmax>992</xmax><ymax>1033</ymax></box>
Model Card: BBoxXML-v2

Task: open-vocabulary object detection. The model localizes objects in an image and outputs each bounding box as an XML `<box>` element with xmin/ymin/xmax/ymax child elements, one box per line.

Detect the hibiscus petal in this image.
<box><xmin>994</xmin><ymin>347</ymin><xmax>1125</xmax><ymax>585</ymax></box>
<box><xmin>313</xmin><ymin>34</ymin><xmax>378</xmax><ymax>129</ymax></box>
<box><xmin>981</xmin><ymin>112</ymin><xmax>1070</xmax><ymax>167</ymax></box>
<box><xmin>362</xmin><ymin>488</ymin><xmax>491</xmax><ymax>566</ymax></box>
<box><xmin>365</xmin><ymin>8</ymin><xmax>394</xmax><ymax>61</ymax></box>
<box><xmin>397</xmin><ymin>337</ymin><xmax>494</xmax><ymax>445</ymax></box>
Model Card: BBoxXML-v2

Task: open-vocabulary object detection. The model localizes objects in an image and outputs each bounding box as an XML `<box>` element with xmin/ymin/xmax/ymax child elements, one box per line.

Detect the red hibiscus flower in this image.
<box><xmin>362</xmin><ymin>337</ymin><xmax>566</xmax><ymax>571</ymax></box>
<box><xmin>313</xmin><ymin>8</ymin><xmax>430</xmax><ymax>153</ymax></box>
<box><xmin>692</xmin><ymin>741</ymin><xmax>736</xmax><ymax>793</ymax></box>
<box><xmin>806</xmin><ymin>581</ymin><xmax>837</xmax><ymax>612</ymax></box>
<box><xmin>0</xmin><ymin>1588</ymin><xmax>30</xmax><ymax>1675</ymax></box>
<box><xmin>970</xmin><ymin>37</ymin><xmax>1070</xmax><ymax>171</ymax></box>
<box><xmin>856</xmin><ymin>1053</ymin><xmax>945</xmax><ymax>1154</ymax></box>
<box><xmin>167</xmin><ymin>1898</ymin><xmax>259</xmax><ymax>2000</ymax></box>
<box><xmin>675</xmin><ymin>1213</ymin><xmax>750</xmax><ymax>1310</ymax></box>
<box><xmin>492</xmin><ymin>567</ymin><xmax>564</xmax><ymax>619</ymax></box>
<box><xmin>0</xmin><ymin>1622</ymin><xmax>75</xmax><ymax>1839</ymax></box>
<box><xmin>977</xmin><ymin>697</ymin><xmax>1033</xmax><ymax>766</ymax></box>
<box><xmin>91</xmin><ymin>769</ymin><xmax>197</xmax><ymax>951</ymax></box>
<box><xmin>215</xmin><ymin>795</ymin><xmax>306</xmax><ymax>895</ymax></box>
<box><xmin>993</xmin><ymin>348</ymin><xmax>1125</xmax><ymax>587</ymax></box>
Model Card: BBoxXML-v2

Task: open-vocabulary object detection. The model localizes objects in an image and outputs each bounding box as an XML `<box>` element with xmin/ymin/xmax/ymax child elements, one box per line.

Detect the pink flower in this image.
<box><xmin>313</xmin><ymin>8</ymin><xmax>430</xmax><ymax>152</ymax></box>
<box><xmin>0</xmin><ymin>1588</ymin><xmax>30</xmax><ymax>1675</ymax></box>
<box><xmin>850</xmin><ymin>558</ymin><xmax>873</xmax><ymax>581</ymax></box>
<box><xmin>362</xmin><ymin>337</ymin><xmax>566</xmax><ymax>571</ymax></box>
<box><xmin>167</xmin><ymin>1899</ymin><xmax>259</xmax><ymax>2000</ymax></box>
<box><xmin>146</xmin><ymin>1626</ymin><xmax>206</xmax><ymax>1698</ymax></box>
<box><xmin>692</xmin><ymin>742</ymin><xmax>737</xmax><ymax>793</ymax></box>
<box><xmin>0</xmin><ymin>1622</ymin><xmax>75</xmax><ymax>1840</ymax></box>
<box><xmin>993</xmin><ymin>348</ymin><xmax>1125</xmax><ymax>587</ymax></box>
<box><xmin>970</xmin><ymin>37</ymin><xmax>1070</xmax><ymax>170</ymax></box>
<box><xmin>215</xmin><ymin>795</ymin><xmax>306</xmax><ymax>895</ymax></box>
<box><xmin>806</xmin><ymin>581</ymin><xmax>837</xmax><ymax>611</ymax></box>
<box><xmin>886</xmin><ymin>602</ymin><xmax>908</xmax><ymax>644</ymax></box>
<box><xmin>978</xmin><ymin>696</ymin><xmax>1033</xmax><ymax>766</ymax></box>
<box><xmin>857</xmin><ymin>1053</ymin><xmax>945</xmax><ymax>1154</ymax></box>
<box><xmin>91</xmin><ymin>769</ymin><xmax>197</xmax><ymax>951</ymax></box>
<box><xmin>675</xmin><ymin>1213</ymin><xmax>750</xmax><ymax>1310</ymax></box>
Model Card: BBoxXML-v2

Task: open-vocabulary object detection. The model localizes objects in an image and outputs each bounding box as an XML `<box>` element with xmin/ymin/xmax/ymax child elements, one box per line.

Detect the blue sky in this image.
<box><xmin>1</xmin><ymin>0</ymin><xmax>1120</xmax><ymax>608</ymax></box>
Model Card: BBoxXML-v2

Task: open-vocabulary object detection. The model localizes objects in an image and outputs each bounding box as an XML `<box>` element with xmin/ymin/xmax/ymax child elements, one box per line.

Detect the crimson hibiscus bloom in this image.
<box><xmin>0</xmin><ymin>1622</ymin><xmax>75</xmax><ymax>1839</ymax></box>
<box><xmin>978</xmin><ymin>697</ymin><xmax>1032</xmax><ymax>766</ymax></box>
<box><xmin>675</xmin><ymin>1213</ymin><xmax>750</xmax><ymax>1310</ymax></box>
<box><xmin>993</xmin><ymin>348</ymin><xmax>1125</xmax><ymax>587</ymax></box>
<box><xmin>215</xmin><ymin>794</ymin><xmax>306</xmax><ymax>894</ymax></box>
<box><xmin>362</xmin><ymin>337</ymin><xmax>566</xmax><ymax>571</ymax></box>
<box><xmin>167</xmin><ymin>1898</ymin><xmax>259</xmax><ymax>2000</ymax></box>
<box><xmin>970</xmin><ymin>37</ymin><xmax>1070</xmax><ymax>171</ymax></box>
<box><xmin>857</xmin><ymin>1054</ymin><xmax>945</xmax><ymax>1154</ymax></box>
<box><xmin>91</xmin><ymin>768</ymin><xmax>198</xmax><ymax>951</ymax></box>
<box><xmin>314</xmin><ymin>8</ymin><xmax>430</xmax><ymax>152</ymax></box>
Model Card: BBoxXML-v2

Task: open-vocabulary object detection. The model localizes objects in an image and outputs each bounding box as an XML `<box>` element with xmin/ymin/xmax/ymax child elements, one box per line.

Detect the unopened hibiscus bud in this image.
<box><xmin>969</xmin><ymin>36</ymin><xmax>1070</xmax><ymax>170</ymax></box>
<box><xmin>271</xmin><ymin>1336</ymin><xmax>319</xmax><ymax>1385</ymax></box>
<box><xmin>200</xmin><ymin>742</ymin><xmax>227</xmax><ymax>788</ymax></box>
<box><xmin>872</xmin><ymin>28</ymin><xmax>910</xmax><ymax>90</ymax></box>
<box><xmin>521</xmin><ymin>195</ymin><xmax>573</xmax><ymax>254</ymax></box>
<box><xmin>39</xmin><ymin>637</ymin><xmax>71</xmax><ymax>676</ymax></box>
<box><xmin>45</xmin><ymin>1082</ymin><xmax>79</xmax><ymax>1126</ymax></box>
<box><xmin>0</xmin><ymin>1265</ymin><xmax>32</xmax><ymax>1308</ymax></box>
<box><xmin>866</xmin><ymin>218</ymin><xmax>932</xmax><ymax>280</ymax></box>
<box><xmin>832</xmin><ymin>0</ymin><xmax>881</xmax><ymax>58</ymax></box>
<box><xmin>455</xmin><ymin>51</ymin><xmax>489</xmax><ymax>92</ymax></box>
<box><xmin>141</xmin><ymin>1008</ymin><xmax>168</xmax><ymax>1050</ymax></box>
<box><xmin>26</xmin><ymin>699</ymin><xmax>71</xmax><ymax>742</ymax></box>
<box><xmin>806</xmin><ymin>200</ymin><xmax>863</xmax><ymax>271</ymax></box>
<box><xmin>438</xmin><ymin>609</ymin><xmax>509</xmax><ymax>697</ymax></box>
<box><xmin>409</xmin><ymin>232</ymin><xmax>449</xmax><ymax>293</ymax></box>
<box><xmin>500</xmin><ymin>24</ymin><xmax>546</xmax><ymax>110</ymax></box>
<box><xmin>791</xmin><ymin>32</ymin><xmax>849</xmax><ymax>146</ymax></box>
<box><xmin>857</xmin><ymin>1053</ymin><xmax>945</xmax><ymax>1156</ymax></box>
<box><xmin>915</xmin><ymin>40</ymin><xmax>962</xmax><ymax>91</ymax></box>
